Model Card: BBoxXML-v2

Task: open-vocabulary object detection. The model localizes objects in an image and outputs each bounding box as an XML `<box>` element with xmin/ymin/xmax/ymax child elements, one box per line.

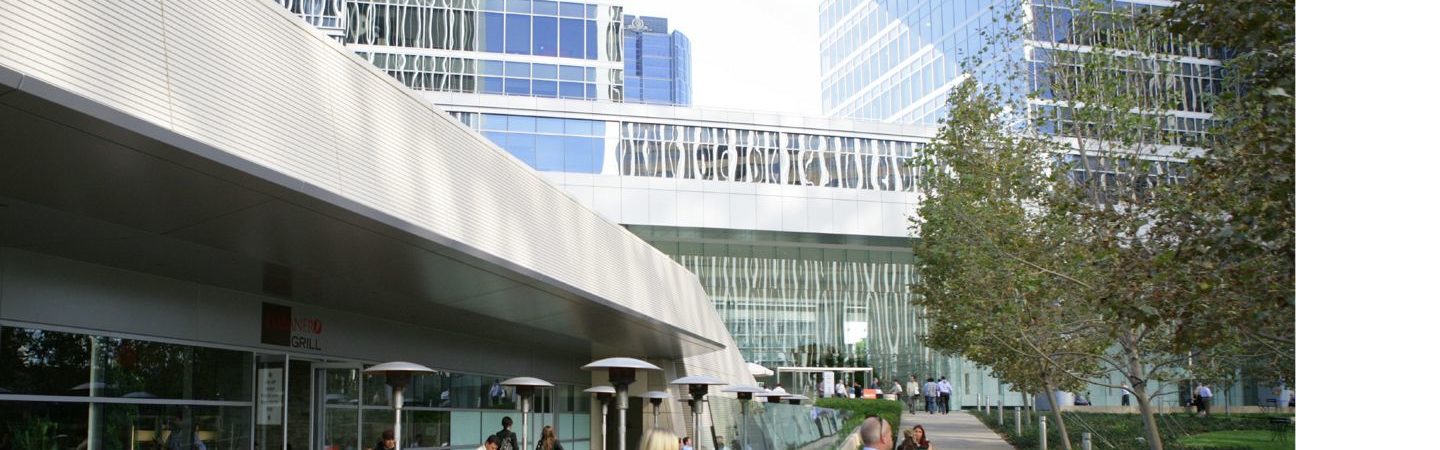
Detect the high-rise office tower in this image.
<box><xmin>819</xmin><ymin>0</ymin><xmax>1222</xmax><ymax>146</ymax></box>
<box><xmin>623</xmin><ymin>15</ymin><xmax>693</xmax><ymax>105</ymax></box>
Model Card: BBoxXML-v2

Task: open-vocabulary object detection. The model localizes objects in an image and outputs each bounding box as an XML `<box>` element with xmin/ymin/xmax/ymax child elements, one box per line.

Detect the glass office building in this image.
<box><xmin>622</xmin><ymin>15</ymin><xmax>693</xmax><ymax>105</ymax></box>
<box><xmin>271</xmin><ymin>0</ymin><xmax>1188</xmax><ymax>409</ymax></box>
<box><xmin>278</xmin><ymin>1</ymin><xmax>692</xmax><ymax>105</ymax></box>
<box><xmin>817</xmin><ymin>0</ymin><xmax>1275</xmax><ymax>408</ymax></box>
<box><xmin>819</xmin><ymin>0</ymin><xmax>1222</xmax><ymax>146</ymax></box>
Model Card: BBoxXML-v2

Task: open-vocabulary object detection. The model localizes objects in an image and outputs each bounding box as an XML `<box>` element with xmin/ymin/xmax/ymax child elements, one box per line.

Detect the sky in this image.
<box><xmin>620</xmin><ymin>0</ymin><xmax>824</xmax><ymax>117</ymax></box>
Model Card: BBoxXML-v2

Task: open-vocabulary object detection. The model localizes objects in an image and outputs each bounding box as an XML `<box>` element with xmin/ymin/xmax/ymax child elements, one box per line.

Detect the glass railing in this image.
<box><xmin>703</xmin><ymin>397</ymin><xmax>848</xmax><ymax>450</ymax></box>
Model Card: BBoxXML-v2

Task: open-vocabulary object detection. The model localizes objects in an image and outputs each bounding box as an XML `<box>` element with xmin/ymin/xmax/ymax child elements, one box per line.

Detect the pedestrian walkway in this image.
<box><xmin>901</xmin><ymin>411</ymin><xmax>1015</xmax><ymax>450</ymax></box>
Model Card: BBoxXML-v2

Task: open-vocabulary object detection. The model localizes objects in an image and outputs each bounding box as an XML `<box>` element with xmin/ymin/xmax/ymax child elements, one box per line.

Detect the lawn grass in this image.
<box><xmin>973</xmin><ymin>410</ymin><xmax>1294</xmax><ymax>450</ymax></box>
<box><xmin>1180</xmin><ymin>430</ymin><xmax>1294</xmax><ymax>450</ymax></box>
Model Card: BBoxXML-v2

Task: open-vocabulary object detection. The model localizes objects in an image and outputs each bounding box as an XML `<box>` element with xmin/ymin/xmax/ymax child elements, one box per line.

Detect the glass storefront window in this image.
<box><xmin>0</xmin><ymin>327</ymin><xmax>91</xmax><ymax>396</ymax></box>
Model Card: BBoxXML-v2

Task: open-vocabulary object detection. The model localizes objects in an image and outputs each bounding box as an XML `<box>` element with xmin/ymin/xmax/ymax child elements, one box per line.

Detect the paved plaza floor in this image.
<box><xmin>901</xmin><ymin>410</ymin><xmax>1015</xmax><ymax>450</ymax></box>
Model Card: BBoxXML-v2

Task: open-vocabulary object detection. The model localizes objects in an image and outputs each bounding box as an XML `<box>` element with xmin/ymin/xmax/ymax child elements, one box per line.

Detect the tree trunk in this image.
<box><xmin>1122</xmin><ymin>331</ymin><xmax>1164</xmax><ymax>450</ymax></box>
<box><xmin>1044</xmin><ymin>383</ymin><xmax>1074</xmax><ymax>450</ymax></box>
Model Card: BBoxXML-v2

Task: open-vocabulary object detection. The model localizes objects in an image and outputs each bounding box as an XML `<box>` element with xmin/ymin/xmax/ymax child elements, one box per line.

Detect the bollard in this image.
<box><xmin>999</xmin><ymin>402</ymin><xmax>1005</xmax><ymax>426</ymax></box>
<box><xmin>1040</xmin><ymin>416</ymin><xmax>1048</xmax><ymax>450</ymax></box>
<box><xmin>1082</xmin><ymin>432</ymin><xmax>1092</xmax><ymax>450</ymax></box>
<box><xmin>1014</xmin><ymin>408</ymin><xmax>1022</xmax><ymax>435</ymax></box>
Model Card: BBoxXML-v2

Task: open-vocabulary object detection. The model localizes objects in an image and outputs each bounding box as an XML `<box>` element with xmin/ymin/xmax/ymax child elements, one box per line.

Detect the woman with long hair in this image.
<box><xmin>536</xmin><ymin>425</ymin><xmax>563</xmax><ymax>450</ymax></box>
<box><xmin>638</xmin><ymin>429</ymin><xmax>679</xmax><ymax>450</ymax></box>
<box><xmin>912</xmin><ymin>425</ymin><xmax>931</xmax><ymax>450</ymax></box>
<box><xmin>897</xmin><ymin>428</ymin><xmax>917</xmax><ymax>450</ymax></box>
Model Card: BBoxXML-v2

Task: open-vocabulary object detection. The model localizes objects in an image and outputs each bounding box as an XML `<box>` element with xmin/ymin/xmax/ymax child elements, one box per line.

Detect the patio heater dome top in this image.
<box><xmin>720</xmin><ymin>385</ymin><xmax>768</xmax><ymax>394</ymax></box>
<box><xmin>584</xmin><ymin>385</ymin><xmax>618</xmax><ymax>395</ymax></box>
<box><xmin>582</xmin><ymin>357</ymin><xmax>662</xmax><ymax>371</ymax></box>
<box><xmin>363</xmin><ymin>361</ymin><xmax>436</xmax><ymax>374</ymax></box>
<box><xmin>499</xmin><ymin>377</ymin><xmax>554</xmax><ymax>387</ymax></box>
<box><xmin>669</xmin><ymin>375</ymin><xmax>728</xmax><ymax>386</ymax></box>
<box><xmin>639</xmin><ymin>391</ymin><xmax>672</xmax><ymax>399</ymax></box>
<box><xmin>783</xmin><ymin>394</ymin><xmax>809</xmax><ymax>401</ymax></box>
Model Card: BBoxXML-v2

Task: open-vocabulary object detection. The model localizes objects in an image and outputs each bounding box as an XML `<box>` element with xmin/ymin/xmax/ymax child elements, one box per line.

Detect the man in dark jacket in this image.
<box><xmin>493</xmin><ymin>417</ymin><xmax>518</xmax><ymax>450</ymax></box>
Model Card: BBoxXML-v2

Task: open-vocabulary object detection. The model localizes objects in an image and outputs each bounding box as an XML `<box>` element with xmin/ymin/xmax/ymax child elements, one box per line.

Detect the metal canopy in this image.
<box><xmin>0</xmin><ymin>66</ymin><xmax>725</xmax><ymax>360</ymax></box>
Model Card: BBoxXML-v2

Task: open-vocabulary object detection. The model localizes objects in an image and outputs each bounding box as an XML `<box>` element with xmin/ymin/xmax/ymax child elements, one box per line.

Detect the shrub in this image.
<box><xmin>814</xmin><ymin>398</ymin><xmax>902</xmax><ymax>444</ymax></box>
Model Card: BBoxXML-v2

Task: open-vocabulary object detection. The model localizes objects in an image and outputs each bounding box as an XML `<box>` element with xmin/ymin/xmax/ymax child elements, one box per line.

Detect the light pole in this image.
<box><xmin>670</xmin><ymin>375</ymin><xmax>727</xmax><ymax>450</ymax></box>
<box><xmin>585</xmin><ymin>385</ymin><xmax>616</xmax><ymax>450</ymax></box>
<box><xmin>363</xmin><ymin>362</ymin><xmax>436</xmax><ymax>449</ymax></box>
<box><xmin>720</xmin><ymin>385</ymin><xmax>766</xmax><ymax>450</ymax></box>
<box><xmin>500</xmin><ymin>377</ymin><xmax>553</xmax><ymax>450</ymax></box>
<box><xmin>639</xmin><ymin>391</ymin><xmax>671</xmax><ymax>430</ymax></box>
<box><xmin>583</xmin><ymin>357</ymin><xmax>661</xmax><ymax>450</ymax></box>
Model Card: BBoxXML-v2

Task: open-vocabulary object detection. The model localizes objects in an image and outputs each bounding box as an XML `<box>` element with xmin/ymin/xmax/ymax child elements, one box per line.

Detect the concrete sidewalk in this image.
<box><xmin>901</xmin><ymin>411</ymin><xmax>1015</xmax><ymax>450</ymax></box>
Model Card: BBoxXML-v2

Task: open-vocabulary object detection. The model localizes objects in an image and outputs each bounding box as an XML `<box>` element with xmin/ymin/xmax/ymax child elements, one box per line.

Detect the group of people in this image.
<box><xmin>857</xmin><ymin>416</ymin><xmax>931</xmax><ymax>450</ymax></box>
<box><xmin>896</xmin><ymin>375</ymin><xmax>950</xmax><ymax>415</ymax></box>
<box><xmin>827</xmin><ymin>379</ymin><xmax>870</xmax><ymax>398</ymax></box>
<box><xmin>369</xmin><ymin>416</ymin><xmax>566</xmax><ymax>450</ymax></box>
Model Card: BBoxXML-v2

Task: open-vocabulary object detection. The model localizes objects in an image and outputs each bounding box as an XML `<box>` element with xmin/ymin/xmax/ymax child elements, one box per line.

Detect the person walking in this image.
<box><xmin>905</xmin><ymin>375</ymin><xmax>921</xmax><ymax>414</ymax></box>
<box><xmin>923</xmin><ymin>378</ymin><xmax>938</xmax><ymax>414</ymax></box>
<box><xmin>1196</xmin><ymin>383</ymin><xmax>1214</xmax><ymax>416</ymax></box>
<box><xmin>536</xmin><ymin>425</ymin><xmax>563</xmax><ymax>450</ymax></box>
<box><xmin>493</xmin><ymin>417</ymin><xmax>519</xmax><ymax>450</ymax></box>
<box><xmin>1121</xmin><ymin>384</ymin><xmax>1131</xmax><ymax>407</ymax></box>
<box><xmin>937</xmin><ymin>377</ymin><xmax>952</xmax><ymax>414</ymax></box>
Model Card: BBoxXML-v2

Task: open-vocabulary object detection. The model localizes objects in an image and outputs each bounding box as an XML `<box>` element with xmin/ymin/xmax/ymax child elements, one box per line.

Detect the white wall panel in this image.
<box><xmin>649</xmin><ymin>189</ymin><xmax>679</xmax><ymax>226</ymax></box>
<box><xmin>755</xmin><ymin>196</ymin><xmax>785</xmax><ymax>231</ymax></box>
<box><xmin>592</xmin><ymin>187</ymin><xmax>625</xmax><ymax>224</ymax></box>
<box><xmin>781</xmin><ymin>197</ymin><xmax>808</xmax><ymax>232</ymax></box>
<box><xmin>0</xmin><ymin>0</ymin><xmax>754</xmax><ymax>383</ymax></box>
<box><xmin>702</xmin><ymin>192</ymin><xmax>730</xmax><ymax>229</ymax></box>
<box><xmin>809</xmin><ymin>198</ymin><xmax>836</xmax><ymax>234</ymax></box>
<box><xmin>858</xmin><ymin>201</ymin><xmax>885</xmax><ymax>236</ymax></box>
<box><xmin>728</xmin><ymin>195</ymin><xmax>757</xmax><ymax>230</ymax></box>
<box><xmin>675</xmin><ymin>191</ymin><xmax>706</xmax><ymax>228</ymax></box>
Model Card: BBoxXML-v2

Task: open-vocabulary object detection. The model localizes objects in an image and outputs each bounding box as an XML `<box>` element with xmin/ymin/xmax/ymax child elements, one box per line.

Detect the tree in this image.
<box><xmin>913</xmin><ymin>77</ymin><xmax>1109</xmax><ymax>450</ymax></box>
<box><xmin>1149</xmin><ymin>0</ymin><xmax>1297</xmax><ymax>384</ymax></box>
<box><xmin>912</xmin><ymin>1</ymin><xmax>1293</xmax><ymax>449</ymax></box>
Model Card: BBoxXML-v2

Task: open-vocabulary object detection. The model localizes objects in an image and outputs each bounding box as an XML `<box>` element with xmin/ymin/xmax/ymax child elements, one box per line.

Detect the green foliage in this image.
<box><xmin>1148</xmin><ymin>0</ymin><xmax>1297</xmax><ymax>384</ymax></box>
<box><xmin>10</xmin><ymin>416</ymin><xmax>61</xmax><ymax>450</ymax></box>
<box><xmin>1179</xmin><ymin>430</ymin><xmax>1293</xmax><ymax>450</ymax></box>
<box><xmin>913</xmin><ymin>1</ymin><xmax>1295</xmax><ymax>449</ymax></box>
<box><xmin>974</xmin><ymin>411</ymin><xmax>1288</xmax><ymax>450</ymax></box>
<box><xmin>814</xmin><ymin>398</ymin><xmax>902</xmax><ymax>443</ymax></box>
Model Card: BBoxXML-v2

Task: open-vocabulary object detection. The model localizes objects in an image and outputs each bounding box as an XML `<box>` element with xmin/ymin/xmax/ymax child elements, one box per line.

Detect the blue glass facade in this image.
<box><xmin>819</xmin><ymin>0</ymin><xmax>1222</xmax><ymax>140</ymax></box>
<box><xmin>472</xmin><ymin>113</ymin><xmax>608</xmax><ymax>173</ymax></box>
<box><xmin>335</xmin><ymin>0</ymin><xmax>621</xmax><ymax>102</ymax></box>
<box><xmin>622</xmin><ymin>15</ymin><xmax>693</xmax><ymax>106</ymax></box>
<box><xmin>819</xmin><ymin>0</ymin><xmax>1008</xmax><ymax>125</ymax></box>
